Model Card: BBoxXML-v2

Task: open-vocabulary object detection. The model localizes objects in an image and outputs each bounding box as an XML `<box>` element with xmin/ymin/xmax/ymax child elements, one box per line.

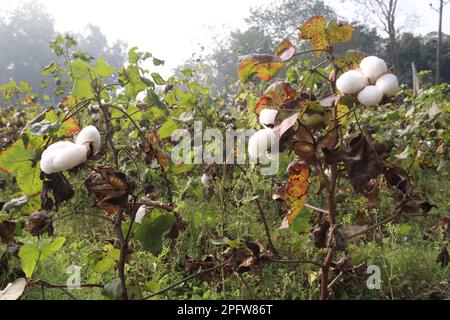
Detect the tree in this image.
<box><xmin>246</xmin><ymin>0</ymin><xmax>335</xmax><ymax>42</ymax></box>
<box><xmin>430</xmin><ymin>0</ymin><xmax>450</xmax><ymax>83</ymax></box>
<box><xmin>396</xmin><ymin>32</ymin><xmax>450</xmax><ymax>84</ymax></box>
<box><xmin>345</xmin><ymin>0</ymin><xmax>408</xmax><ymax>72</ymax></box>
<box><xmin>0</xmin><ymin>2</ymin><xmax>126</xmax><ymax>102</ymax></box>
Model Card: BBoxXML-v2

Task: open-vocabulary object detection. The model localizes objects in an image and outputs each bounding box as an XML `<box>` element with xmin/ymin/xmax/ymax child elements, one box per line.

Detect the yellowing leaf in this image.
<box><xmin>336</xmin><ymin>50</ymin><xmax>367</xmax><ymax>72</ymax></box>
<box><xmin>274</xmin><ymin>162</ymin><xmax>310</xmax><ymax>229</ymax></box>
<box><xmin>298</xmin><ymin>16</ymin><xmax>328</xmax><ymax>56</ymax></box>
<box><xmin>326</xmin><ymin>20</ymin><xmax>355</xmax><ymax>44</ymax></box>
<box><xmin>336</xmin><ymin>95</ymin><xmax>355</xmax><ymax>124</ymax></box>
<box><xmin>298</xmin><ymin>16</ymin><xmax>355</xmax><ymax>56</ymax></box>
<box><xmin>238</xmin><ymin>55</ymin><xmax>283</xmax><ymax>83</ymax></box>
<box><xmin>237</xmin><ymin>39</ymin><xmax>295</xmax><ymax>83</ymax></box>
<box><xmin>255</xmin><ymin>81</ymin><xmax>297</xmax><ymax>114</ymax></box>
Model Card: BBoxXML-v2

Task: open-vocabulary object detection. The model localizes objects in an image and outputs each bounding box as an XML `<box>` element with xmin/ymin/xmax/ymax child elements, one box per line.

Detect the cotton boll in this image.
<box><xmin>75</xmin><ymin>126</ymin><xmax>101</xmax><ymax>154</ymax></box>
<box><xmin>201</xmin><ymin>173</ymin><xmax>211</xmax><ymax>187</ymax></box>
<box><xmin>40</xmin><ymin>141</ymin><xmax>75</xmax><ymax>174</ymax></box>
<box><xmin>336</xmin><ymin>70</ymin><xmax>368</xmax><ymax>94</ymax></box>
<box><xmin>52</xmin><ymin>143</ymin><xmax>88</xmax><ymax>172</ymax></box>
<box><xmin>248</xmin><ymin>128</ymin><xmax>277</xmax><ymax>162</ymax></box>
<box><xmin>376</xmin><ymin>73</ymin><xmax>399</xmax><ymax>97</ymax></box>
<box><xmin>42</xmin><ymin>141</ymin><xmax>73</xmax><ymax>157</ymax></box>
<box><xmin>360</xmin><ymin>56</ymin><xmax>388</xmax><ymax>83</ymax></box>
<box><xmin>357</xmin><ymin>86</ymin><xmax>383</xmax><ymax>107</ymax></box>
<box><xmin>135</xmin><ymin>205</ymin><xmax>147</xmax><ymax>224</ymax></box>
<box><xmin>40</xmin><ymin>151</ymin><xmax>58</xmax><ymax>174</ymax></box>
<box><xmin>259</xmin><ymin>109</ymin><xmax>278</xmax><ymax>128</ymax></box>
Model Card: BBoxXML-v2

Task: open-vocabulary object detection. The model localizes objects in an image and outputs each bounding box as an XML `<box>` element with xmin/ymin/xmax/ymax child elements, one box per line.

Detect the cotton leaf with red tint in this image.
<box><xmin>255</xmin><ymin>81</ymin><xmax>297</xmax><ymax>114</ymax></box>
<box><xmin>238</xmin><ymin>54</ymin><xmax>283</xmax><ymax>83</ymax></box>
<box><xmin>238</xmin><ymin>40</ymin><xmax>295</xmax><ymax>83</ymax></box>
<box><xmin>273</xmin><ymin>162</ymin><xmax>310</xmax><ymax>229</ymax></box>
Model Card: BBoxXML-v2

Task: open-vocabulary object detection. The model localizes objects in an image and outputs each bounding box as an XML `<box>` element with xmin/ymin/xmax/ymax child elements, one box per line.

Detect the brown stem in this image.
<box><xmin>142</xmin><ymin>260</ymin><xmax>231</xmax><ymax>300</ymax></box>
<box><xmin>115</xmin><ymin>209</ymin><xmax>129</xmax><ymax>300</ymax></box>
<box><xmin>254</xmin><ymin>197</ymin><xmax>279</xmax><ymax>258</ymax></box>
<box><xmin>99</xmin><ymin>104</ymin><xmax>119</xmax><ymax>167</ymax></box>
<box><xmin>320</xmin><ymin>62</ymin><xmax>340</xmax><ymax>300</ymax></box>
<box><xmin>29</xmin><ymin>280</ymin><xmax>103</xmax><ymax>289</ymax></box>
<box><xmin>271</xmin><ymin>259</ymin><xmax>323</xmax><ymax>268</ymax></box>
<box><xmin>348</xmin><ymin>212</ymin><xmax>401</xmax><ymax>239</ymax></box>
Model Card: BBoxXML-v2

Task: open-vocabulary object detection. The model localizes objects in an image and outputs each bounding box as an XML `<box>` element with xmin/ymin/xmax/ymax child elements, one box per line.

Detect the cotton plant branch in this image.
<box><xmin>143</xmin><ymin>260</ymin><xmax>232</xmax><ymax>300</ymax></box>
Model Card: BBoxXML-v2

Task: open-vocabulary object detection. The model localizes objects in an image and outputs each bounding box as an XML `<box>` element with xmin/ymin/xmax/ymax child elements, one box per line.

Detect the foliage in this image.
<box><xmin>0</xmin><ymin>11</ymin><xmax>448</xmax><ymax>301</ymax></box>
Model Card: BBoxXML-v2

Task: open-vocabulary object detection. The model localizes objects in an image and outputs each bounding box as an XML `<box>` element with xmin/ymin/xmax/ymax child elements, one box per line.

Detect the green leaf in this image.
<box><xmin>290</xmin><ymin>209</ymin><xmax>313</xmax><ymax>233</ymax></box>
<box><xmin>70</xmin><ymin>59</ymin><xmax>90</xmax><ymax>78</ymax></box>
<box><xmin>134</xmin><ymin>209</ymin><xmax>175</xmax><ymax>255</ymax></box>
<box><xmin>72</xmin><ymin>77</ymin><xmax>93</xmax><ymax>99</ymax></box>
<box><xmin>18</xmin><ymin>237</ymin><xmax>66</xmax><ymax>278</ymax></box>
<box><xmin>151</xmin><ymin>72</ymin><xmax>166</xmax><ymax>85</ymax></box>
<box><xmin>42</xmin><ymin>62</ymin><xmax>58</xmax><ymax>75</ymax></box>
<box><xmin>0</xmin><ymin>139</ymin><xmax>41</xmax><ymax>195</ymax></box>
<box><xmin>398</xmin><ymin>224</ymin><xmax>412</xmax><ymax>235</ymax></box>
<box><xmin>153</xmin><ymin>58</ymin><xmax>165</xmax><ymax>66</ymax></box>
<box><xmin>146</xmin><ymin>281</ymin><xmax>161</xmax><ymax>293</ymax></box>
<box><xmin>40</xmin><ymin>236</ymin><xmax>66</xmax><ymax>259</ymax></box>
<box><xmin>18</xmin><ymin>245</ymin><xmax>40</xmax><ymax>278</ymax></box>
<box><xmin>93</xmin><ymin>58</ymin><xmax>115</xmax><ymax>78</ymax></box>
<box><xmin>158</xmin><ymin>118</ymin><xmax>178</xmax><ymax>139</ymax></box>
<box><xmin>181</xmin><ymin>68</ymin><xmax>193</xmax><ymax>77</ymax></box>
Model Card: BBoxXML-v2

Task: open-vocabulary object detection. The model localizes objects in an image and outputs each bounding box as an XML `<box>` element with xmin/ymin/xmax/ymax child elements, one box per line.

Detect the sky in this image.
<box><xmin>0</xmin><ymin>0</ymin><xmax>448</xmax><ymax>76</ymax></box>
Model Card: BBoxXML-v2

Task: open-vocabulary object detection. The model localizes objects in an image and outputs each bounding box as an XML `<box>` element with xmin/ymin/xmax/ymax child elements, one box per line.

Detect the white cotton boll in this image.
<box><xmin>42</xmin><ymin>141</ymin><xmax>73</xmax><ymax>157</ymax></box>
<box><xmin>336</xmin><ymin>70</ymin><xmax>368</xmax><ymax>94</ymax></box>
<box><xmin>360</xmin><ymin>56</ymin><xmax>388</xmax><ymax>83</ymax></box>
<box><xmin>40</xmin><ymin>151</ymin><xmax>58</xmax><ymax>174</ymax></box>
<box><xmin>248</xmin><ymin>128</ymin><xmax>277</xmax><ymax>162</ymax></box>
<box><xmin>357</xmin><ymin>85</ymin><xmax>383</xmax><ymax>107</ymax></box>
<box><xmin>52</xmin><ymin>143</ymin><xmax>88</xmax><ymax>172</ymax></box>
<box><xmin>259</xmin><ymin>109</ymin><xmax>278</xmax><ymax>128</ymax></box>
<box><xmin>75</xmin><ymin>126</ymin><xmax>101</xmax><ymax>154</ymax></box>
<box><xmin>376</xmin><ymin>73</ymin><xmax>399</xmax><ymax>97</ymax></box>
<box><xmin>135</xmin><ymin>205</ymin><xmax>147</xmax><ymax>224</ymax></box>
<box><xmin>40</xmin><ymin>141</ymin><xmax>75</xmax><ymax>174</ymax></box>
<box><xmin>201</xmin><ymin>173</ymin><xmax>211</xmax><ymax>187</ymax></box>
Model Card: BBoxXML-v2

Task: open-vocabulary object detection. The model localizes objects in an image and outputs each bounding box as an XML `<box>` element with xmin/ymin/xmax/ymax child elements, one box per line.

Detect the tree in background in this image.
<box><xmin>344</xmin><ymin>0</ymin><xmax>418</xmax><ymax>72</ymax></box>
<box><xmin>0</xmin><ymin>2</ymin><xmax>126</xmax><ymax>101</ymax></box>
<box><xmin>430</xmin><ymin>0</ymin><xmax>449</xmax><ymax>83</ymax></box>
<box><xmin>397</xmin><ymin>32</ymin><xmax>450</xmax><ymax>84</ymax></box>
<box><xmin>246</xmin><ymin>0</ymin><xmax>335</xmax><ymax>42</ymax></box>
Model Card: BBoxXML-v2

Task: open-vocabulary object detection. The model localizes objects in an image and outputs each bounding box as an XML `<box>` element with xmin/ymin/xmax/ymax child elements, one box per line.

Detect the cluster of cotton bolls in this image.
<box><xmin>336</xmin><ymin>56</ymin><xmax>399</xmax><ymax>107</ymax></box>
<box><xmin>40</xmin><ymin>125</ymin><xmax>101</xmax><ymax>174</ymax></box>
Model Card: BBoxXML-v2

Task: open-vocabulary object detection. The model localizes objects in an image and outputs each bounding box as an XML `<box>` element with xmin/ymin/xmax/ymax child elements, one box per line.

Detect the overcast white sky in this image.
<box><xmin>0</xmin><ymin>0</ymin><xmax>448</xmax><ymax>76</ymax></box>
